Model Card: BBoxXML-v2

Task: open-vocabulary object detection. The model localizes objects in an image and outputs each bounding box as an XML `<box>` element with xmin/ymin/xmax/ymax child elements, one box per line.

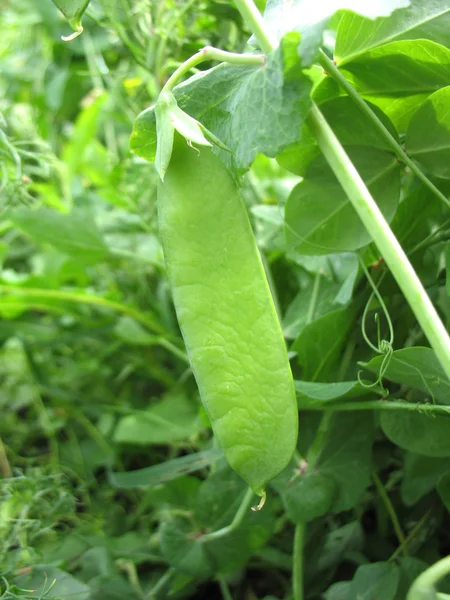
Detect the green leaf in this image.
<box><xmin>362</xmin><ymin>347</ymin><xmax>450</xmax><ymax>403</ymax></box>
<box><xmin>401</xmin><ymin>453</ymin><xmax>450</xmax><ymax>505</ymax></box>
<box><xmin>9</xmin><ymin>206</ymin><xmax>109</xmax><ymax>264</ymax></box>
<box><xmin>318</xmin><ymin>412</ymin><xmax>375</xmax><ymax>512</ymax></box>
<box><xmin>175</xmin><ymin>45</ymin><xmax>312</xmax><ymax>170</ymax></box>
<box><xmin>332</xmin><ymin>40</ymin><xmax>450</xmax><ymax>132</ymax></box>
<box><xmin>261</xmin><ymin>0</ymin><xmax>410</xmax><ymax>66</ymax></box>
<box><xmin>273</xmin><ymin>467</ymin><xmax>337</xmax><ymax>522</ymax></box>
<box><xmin>113</xmin><ymin>394</ymin><xmax>203</xmax><ymax>445</ymax></box>
<box><xmin>293</xmin><ymin>307</ymin><xmax>354</xmax><ymax>381</ymax></box>
<box><xmin>380</xmin><ymin>410</ymin><xmax>450</xmax><ymax>456</ymax></box>
<box><xmin>51</xmin><ymin>0</ymin><xmax>91</xmax><ymax>35</ymax></box>
<box><xmin>295</xmin><ymin>380</ymin><xmax>371</xmax><ymax>409</ymax></box>
<box><xmin>285</xmin><ymin>147</ymin><xmax>400</xmax><ymax>255</ymax></box>
<box><xmin>335</xmin><ymin>0</ymin><xmax>450</xmax><ymax>64</ymax></box>
<box><xmin>406</xmin><ymin>86</ymin><xmax>450</xmax><ymax>179</ymax></box>
<box><xmin>347</xmin><ymin>562</ymin><xmax>400</xmax><ymax>600</ymax></box>
<box><xmin>277</xmin><ymin>96</ymin><xmax>399</xmax><ymax>176</ymax></box>
<box><xmin>324</xmin><ymin>582</ymin><xmax>352</xmax><ymax>600</ymax></box>
<box><xmin>109</xmin><ymin>448</ymin><xmax>223</xmax><ymax>488</ymax></box>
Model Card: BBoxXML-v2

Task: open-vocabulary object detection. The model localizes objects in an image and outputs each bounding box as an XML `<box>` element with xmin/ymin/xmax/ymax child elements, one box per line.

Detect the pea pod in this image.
<box><xmin>157</xmin><ymin>135</ymin><xmax>298</xmax><ymax>496</ymax></box>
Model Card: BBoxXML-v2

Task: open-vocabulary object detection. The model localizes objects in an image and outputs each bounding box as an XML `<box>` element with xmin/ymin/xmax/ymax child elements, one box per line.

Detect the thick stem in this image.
<box><xmin>162</xmin><ymin>46</ymin><xmax>265</xmax><ymax>94</ymax></box>
<box><xmin>234</xmin><ymin>0</ymin><xmax>275</xmax><ymax>54</ymax></box>
<box><xmin>308</xmin><ymin>104</ymin><xmax>450</xmax><ymax>381</ymax></box>
<box><xmin>293</xmin><ymin>522</ymin><xmax>305</xmax><ymax>600</ymax></box>
<box><xmin>318</xmin><ymin>50</ymin><xmax>450</xmax><ymax>211</ymax></box>
<box><xmin>408</xmin><ymin>556</ymin><xmax>450</xmax><ymax>600</ymax></box>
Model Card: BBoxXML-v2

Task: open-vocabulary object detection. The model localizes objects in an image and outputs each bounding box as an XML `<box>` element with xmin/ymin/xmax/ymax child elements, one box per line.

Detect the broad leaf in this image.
<box><xmin>380</xmin><ymin>410</ymin><xmax>450</xmax><ymax>456</ymax></box>
<box><xmin>363</xmin><ymin>347</ymin><xmax>450</xmax><ymax>403</ymax></box>
<box><xmin>277</xmin><ymin>96</ymin><xmax>398</xmax><ymax>176</ymax></box>
<box><xmin>347</xmin><ymin>562</ymin><xmax>400</xmax><ymax>600</ymax></box>
<box><xmin>326</xmin><ymin>40</ymin><xmax>450</xmax><ymax>132</ymax></box>
<box><xmin>9</xmin><ymin>206</ymin><xmax>109</xmax><ymax>264</ymax></box>
<box><xmin>335</xmin><ymin>0</ymin><xmax>450</xmax><ymax>64</ymax></box>
<box><xmin>401</xmin><ymin>453</ymin><xmax>450</xmax><ymax>505</ymax></box>
<box><xmin>406</xmin><ymin>86</ymin><xmax>450</xmax><ymax>179</ymax></box>
<box><xmin>285</xmin><ymin>148</ymin><xmax>400</xmax><ymax>254</ymax></box>
<box><xmin>261</xmin><ymin>0</ymin><xmax>409</xmax><ymax>66</ymax></box>
<box><xmin>318</xmin><ymin>412</ymin><xmax>375</xmax><ymax>512</ymax></box>
<box><xmin>292</xmin><ymin>307</ymin><xmax>354</xmax><ymax>381</ymax></box>
<box><xmin>113</xmin><ymin>394</ymin><xmax>203</xmax><ymax>445</ymax></box>
<box><xmin>295</xmin><ymin>380</ymin><xmax>371</xmax><ymax>409</ymax></box>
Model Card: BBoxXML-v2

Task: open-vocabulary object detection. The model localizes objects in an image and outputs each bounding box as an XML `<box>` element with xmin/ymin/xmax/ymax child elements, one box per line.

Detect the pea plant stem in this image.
<box><xmin>318</xmin><ymin>50</ymin><xmax>450</xmax><ymax>211</ymax></box>
<box><xmin>162</xmin><ymin>46</ymin><xmax>265</xmax><ymax>94</ymax></box>
<box><xmin>233</xmin><ymin>0</ymin><xmax>275</xmax><ymax>54</ymax></box>
<box><xmin>372</xmin><ymin>472</ymin><xmax>408</xmax><ymax>556</ymax></box>
<box><xmin>293</xmin><ymin>522</ymin><xmax>305</xmax><ymax>600</ymax></box>
<box><xmin>305</xmin><ymin>399</ymin><xmax>450</xmax><ymax>416</ymax></box>
<box><xmin>200</xmin><ymin>488</ymin><xmax>254</xmax><ymax>543</ymax></box>
<box><xmin>407</xmin><ymin>556</ymin><xmax>450</xmax><ymax>600</ymax></box>
<box><xmin>308</xmin><ymin>104</ymin><xmax>450</xmax><ymax>380</ymax></box>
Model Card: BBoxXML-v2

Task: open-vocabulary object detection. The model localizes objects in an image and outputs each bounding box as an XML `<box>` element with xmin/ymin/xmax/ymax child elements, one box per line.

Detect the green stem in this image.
<box><xmin>372</xmin><ymin>472</ymin><xmax>408</xmax><ymax>556</ymax></box>
<box><xmin>148</xmin><ymin>567</ymin><xmax>175</xmax><ymax>600</ymax></box>
<box><xmin>200</xmin><ymin>488</ymin><xmax>254</xmax><ymax>543</ymax></box>
<box><xmin>307</xmin><ymin>104</ymin><xmax>450</xmax><ymax>381</ymax></box>
<box><xmin>218</xmin><ymin>578</ymin><xmax>233</xmax><ymax>600</ymax></box>
<box><xmin>408</xmin><ymin>556</ymin><xmax>450</xmax><ymax>600</ymax></box>
<box><xmin>162</xmin><ymin>46</ymin><xmax>265</xmax><ymax>94</ymax></box>
<box><xmin>306</xmin><ymin>271</ymin><xmax>321</xmax><ymax>325</ymax></box>
<box><xmin>303</xmin><ymin>399</ymin><xmax>450</xmax><ymax>416</ymax></box>
<box><xmin>234</xmin><ymin>0</ymin><xmax>275</xmax><ymax>54</ymax></box>
<box><xmin>293</xmin><ymin>522</ymin><xmax>305</xmax><ymax>600</ymax></box>
<box><xmin>318</xmin><ymin>49</ymin><xmax>450</xmax><ymax>211</ymax></box>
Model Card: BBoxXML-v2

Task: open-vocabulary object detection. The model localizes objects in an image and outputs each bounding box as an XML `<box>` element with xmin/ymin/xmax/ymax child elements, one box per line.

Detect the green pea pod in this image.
<box><xmin>157</xmin><ymin>134</ymin><xmax>298</xmax><ymax>496</ymax></box>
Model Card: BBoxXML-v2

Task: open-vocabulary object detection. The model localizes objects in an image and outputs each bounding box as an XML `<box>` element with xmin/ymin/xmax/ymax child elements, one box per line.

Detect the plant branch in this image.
<box><xmin>372</xmin><ymin>472</ymin><xmax>408</xmax><ymax>556</ymax></box>
<box><xmin>307</xmin><ymin>104</ymin><xmax>450</xmax><ymax>381</ymax></box>
<box><xmin>303</xmin><ymin>399</ymin><xmax>450</xmax><ymax>416</ymax></box>
<box><xmin>162</xmin><ymin>46</ymin><xmax>265</xmax><ymax>94</ymax></box>
<box><xmin>293</xmin><ymin>522</ymin><xmax>305</xmax><ymax>600</ymax></box>
<box><xmin>234</xmin><ymin>0</ymin><xmax>275</xmax><ymax>54</ymax></box>
<box><xmin>318</xmin><ymin>49</ymin><xmax>450</xmax><ymax>210</ymax></box>
<box><xmin>200</xmin><ymin>488</ymin><xmax>254</xmax><ymax>543</ymax></box>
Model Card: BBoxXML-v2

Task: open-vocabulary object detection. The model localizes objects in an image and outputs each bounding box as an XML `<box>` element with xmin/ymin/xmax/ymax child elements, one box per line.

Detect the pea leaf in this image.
<box><xmin>362</xmin><ymin>347</ymin><xmax>450</xmax><ymax>403</ymax></box>
<box><xmin>9</xmin><ymin>207</ymin><xmax>109</xmax><ymax>264</ymax></box>
<box><xmin>277</xmin><ymin>96</ymin><xmax>399</xmax><ymax>176</ymax></box>
<box><xmin>260</xmin><ymin>0</ymin><xmax>409</xmax><ymax>66</ymax></box>
<box><xmin>318</xmin><ymin>40</ymin><xmax>450</xmax><ymax>132</ymax></box>
<box><xmin>318</xmin><ymin>412</ymin><xmax>375</xmax><ymax>512</ymax></box>
<box><xmin>437</xmin><ymin>471</ymin><xmax>450</xmax><ymax>511</ymax></box>
<box><xmin>347</xmin><ymin>562</ymin><xmax>400</xmax><ymax>600</ymax></box>
<box><xmin>406</xmin><ymin>86</ymin><xmax>450</xmax><ymax>179</ymax></box>
<box><xmin>285</xmin><ymin>148</ymin><xmax>400</xmax><ymax>255</ymax></box>
<box><xmin>14</xmin><ymin>566</ymin><xmax>90</xmax><ymax>600</ymax></box>
<box><xmin>401</xmin><ymin>452</ymin><xmax>450</xmax><ymax>505</ymax></box>
<box><xmin>380</xmin><ymin>410</ymin><xmax>450</xmax><ymax>456</ymax></box>
<box><xmin>113</xmin><ymin>393</ymin><xmax>204</xmax><ymax>445</ymax></box>
<box><xmin>335</xmin><ymin>0</ymin><xmax>450</xmax><ymax>64</ymax></box>
<box><xmin>295</xmin><ymin>380</ymin><xmax>371</xmax><ymax>409</ymax></box>
<box><xmin>272</xmin><ymin>467</ymin><xmax>337</xmax><ymax>522</ymax></box>
<box><xmin>293</xmin><ymin>307</ymin><xmax>354</xmax><ymax>381</ymax></box>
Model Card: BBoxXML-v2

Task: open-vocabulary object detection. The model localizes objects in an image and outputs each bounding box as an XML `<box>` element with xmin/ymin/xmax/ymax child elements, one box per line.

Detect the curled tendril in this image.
<box><xmin>358</xmin><ymin>257</ymin><xmax>395</xmax><ymax>395</ymax></box>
